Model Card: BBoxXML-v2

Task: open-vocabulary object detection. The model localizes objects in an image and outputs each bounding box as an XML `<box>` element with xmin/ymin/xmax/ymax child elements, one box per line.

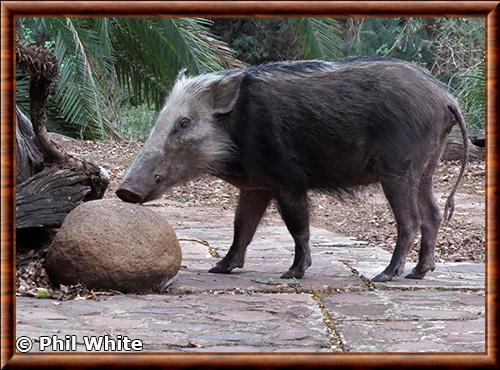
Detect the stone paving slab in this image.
<box><xmin>16</xmin><ymin>205</ymin><xmax>486</xmax><ymax>353</ymax></box>
<box><xmin>17</xmin><ymin>293</ymin><xmax>331</xmax><ymax>352</ymax></box>
<box><xmin>321</xmin><ymin>290</ymin><xmax>485</xmax><ymax>321</ymax></box>
<box><xmin>323</xmin><ymin>244</ymin><xmax>485</xmax><ymax>290</ymax></box>
<box><xmin>149</xmin><ymin>204</ymin><xmax>236</xmax><ymax>229</ymax></box>
<box><xmin>316</xmin><ymin>244</ymin><xmax>391</xmax><ymax>265</ymax></box>
<box><xmin>178</xmin><ymin>226</ymin><xmax>363</xmax><ymax>259</ymax></box>
<box><xmin>168</xmin><ymin>260</ymin><xmax>363</xmax><ymax>294</ymax></box>
<box><xmin>169</xmin><ymin>226</ymin><xmax>368</xmax><ymax>294</ymax></box>
<box><xmin>348</xmin><ymin>261</ymin><xmax>485</xmax><ymax>290</ymax></box>
<box><xmin>321</xmin><ymin>290</ymin><xmax>485</xmax><ymax>352</ymax></box>
<box><xmin>335</xmin><ymin>319</ymin><xmax>485</xmax><ymax>352</ymax></box>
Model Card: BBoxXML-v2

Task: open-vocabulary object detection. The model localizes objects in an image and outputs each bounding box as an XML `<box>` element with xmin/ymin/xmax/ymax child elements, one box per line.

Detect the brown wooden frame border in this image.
<box><xmin>1</xmin><ymin>1</ymin><xmax>498</xmax><ymax>368</ymax></box>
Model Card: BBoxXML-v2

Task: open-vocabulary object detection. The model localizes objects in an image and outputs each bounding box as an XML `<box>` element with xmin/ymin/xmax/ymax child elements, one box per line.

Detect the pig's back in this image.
<box><xmin>228</xmin><ymin>58</ymin><xmax>454</xmax><ymax>192</ymax></box>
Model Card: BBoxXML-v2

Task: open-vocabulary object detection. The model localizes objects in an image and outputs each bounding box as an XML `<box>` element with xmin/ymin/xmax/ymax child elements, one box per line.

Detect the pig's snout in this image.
<box><xmin>116</xmin><ymin>186</ymin><xmax>145</xmax><ymax>204</ymax></box>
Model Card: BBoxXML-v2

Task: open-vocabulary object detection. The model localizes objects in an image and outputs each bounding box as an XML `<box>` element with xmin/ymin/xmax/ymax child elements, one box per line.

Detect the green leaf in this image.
<box><xmin>16</xmin><ymin>17</ymin><xmax>240</xmax><ymax>138</ymax></box>
<box><xmin>35</xmin><ymin>288</ymin><xmax>51</xmax><ymax>299</ymax></box>
<box><xmin>291</xmin><ymin>18</ymin><xmax>342</xmax><ymax>60</ymax></box>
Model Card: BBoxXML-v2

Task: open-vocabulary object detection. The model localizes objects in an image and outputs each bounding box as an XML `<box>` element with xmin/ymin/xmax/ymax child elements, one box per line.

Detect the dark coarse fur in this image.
<box><xmin>217</xmin><ymin>57</ymin><xmax>457</xmax><ymax>194</ymax></box>
<box><xmin>207</xmin><ymin>57</ymin><xmax>467</xmax><ymax>282</ymax></box>
<box><xmin>117</xmin><ymin>56</ymin><xmax>468</xmax><ymax>283</ymax></box>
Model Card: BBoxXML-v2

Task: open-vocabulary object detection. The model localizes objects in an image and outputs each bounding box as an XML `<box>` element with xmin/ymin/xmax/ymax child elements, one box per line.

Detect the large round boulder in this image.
<box><xmin>46</xmin><ymin>199</ymin><xmax>181</xmax><ymax>293</ymax></box>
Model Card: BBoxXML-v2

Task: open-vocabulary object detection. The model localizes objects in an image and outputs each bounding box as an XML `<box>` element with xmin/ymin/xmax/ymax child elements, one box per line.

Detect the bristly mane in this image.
<box><xmin>175</xmin><ymin>57</ymin><xmax>449</xmax><ymax>95</ymax></box>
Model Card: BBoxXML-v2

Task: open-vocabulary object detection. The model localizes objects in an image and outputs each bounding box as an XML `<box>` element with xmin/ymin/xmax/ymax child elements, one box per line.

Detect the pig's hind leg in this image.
<box><xmin>275</xmin><ymin>191</ymin><xmax>312</xmax><ymax>279</ymax></box>
<box><xmin>406</xmin><ymin>172</ymin><xmax>442</xmax><ymax>279</ymax></box>
<box><xmin>372</xmin><ymin>170</ymin><xmax>421</xmax><ymax>282</ymax></box>
<box><xmin>209</xmin><ymin>189</ymin><xmax>272</xmax><ymax>274</ymax></box>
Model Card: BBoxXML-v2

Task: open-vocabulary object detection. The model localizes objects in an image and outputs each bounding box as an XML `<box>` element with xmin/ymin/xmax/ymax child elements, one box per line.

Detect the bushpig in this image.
<box><xmin>116</xmin><ymin>57</ymin><xmax>468</xmax><ymax>282</ymax></box>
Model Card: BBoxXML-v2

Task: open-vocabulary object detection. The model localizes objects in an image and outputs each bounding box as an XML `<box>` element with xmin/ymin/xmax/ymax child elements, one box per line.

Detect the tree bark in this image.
<box><xmin>16</xmin><ymin>39</ymin><xmax>65</xmax><ymax>163</ymax></box>
<box><xmin>442</xmin><ymin>126</ymin><xmax>485</xmax><ymax>162</ymax></box>
<box><xmin>16</xmin><ymin>167</ymin><xmax>108</xmax><ymax>229</ymax></box>
<box><xmin>16</xmin><ymin>39</ymin><xmax>109</xmax><ymax>235</ymax></box>
<box><xmin>16</xmin><ymin>107</ymin><xmax>43</xmax><ymax>184</ymax></box>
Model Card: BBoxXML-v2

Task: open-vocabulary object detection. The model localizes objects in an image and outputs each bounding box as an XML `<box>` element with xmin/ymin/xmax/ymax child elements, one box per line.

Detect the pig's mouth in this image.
<box><xmin>116</xmin><ymin>186</ymin><xmax>148</xmax><ymax>204</ymax></box>
<box><xmin>117</xmin><ymin>188</ymin><xmax>169</xmax><ymax>204</ymax></box>
<box><xmin>116</xmin><ymin>173</ymin><xmax>190</xmax><ymax>204</ymax></box>
<box><xmin>116</xmin><ymin>182</ymin><xmax>168</xmax><ymax>204</ymax></box>
<box><xmin>116</xmin><ymin>162</ymin><xmax>201</xmax><ymax>204</ymax></box>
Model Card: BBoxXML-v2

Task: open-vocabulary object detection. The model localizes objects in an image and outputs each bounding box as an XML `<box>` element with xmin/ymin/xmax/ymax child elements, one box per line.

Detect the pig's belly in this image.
<box><xmin>213</xmin><ymin>172</ymin><xmax>270</xmax><ymax>190</ymax></box>
<box><xmin>213</xmin><ymin>163</ymin><xmax>380</xmax><ymax>192</ymax></box>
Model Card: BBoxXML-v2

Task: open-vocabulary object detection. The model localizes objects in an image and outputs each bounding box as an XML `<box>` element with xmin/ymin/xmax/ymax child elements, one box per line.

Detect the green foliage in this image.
<box><xmin>17</xmin><ymin>16</ymin><xmax>485</xmax><ymax>140</ymax></box>
<box><xmin>213</xmin><ymin>19</ymin><xmax>293</xmax><ymax>64</ymax></box>
<box><xmin>118</xmin><ymin>103</ymin><xmax>157</xmax><ymax>141</ymax></box>
<box><xmin>341</xmin><ymin>18</ymin><xmax>485</xmax><ymax>129</ymax></box>
<box><xmin>54</xmin><ymin>18</ymin><xmax>115</xmax><ymax>139</ymax></box>
<box><xmin>213</xmin><ymin>18</ymin><xmax>341</xmax><ymax>64</ymax></box>
<box><xmin>291</xmin><ymin>18</ymin><xmax>342</xmax><ymax>59</ymax></box>
<box><xmin>455</xmin><ymin>65</ymin><xmax>485</xmax><ymax>129</ymax></box>
<box><xmin>16</xmin><ymin>17</ymin><xmax>238</xmax><ymax>139</ymax></box>
<box><xmin>343</xmin><ymin>19</ymin><xmax>434</xmax><ymax>63</ymax></box>
<box><xmin>112</xmin><ymin>18</ymin><xmax>234</xmax><ymax>109</ymax></box>
<box><xmin>17</xmin><ymin>18</ymin><xmax>117</xmax><ymax>139</ymax></box>
<box><xmin>429</xmin><ymin>18</ymin><xmax>485</xmax><ymax>129</ymax></box>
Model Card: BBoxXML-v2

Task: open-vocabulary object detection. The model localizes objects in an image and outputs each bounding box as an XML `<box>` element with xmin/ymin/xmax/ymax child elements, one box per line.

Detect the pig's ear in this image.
<box><xmin>175</xmin><ymin>68</ymin><xmax>187</xmax><ymax>82</ymax></box>
<box><xmin>211</xmin><ymin>73</ymin><xmax>245</xmax><ymax>114</ymax></box>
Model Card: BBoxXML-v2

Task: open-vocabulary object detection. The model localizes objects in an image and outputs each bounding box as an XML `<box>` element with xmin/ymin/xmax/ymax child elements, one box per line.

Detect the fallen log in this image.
<box><xmin>442</xmin><ymin>125</ymin><xmax>485</xmax><ymax>162</ymax></box>
<box><xmin>16</xmin><ymin>167</ymin><xmax>108</xmax><ymax>229</ymax></box>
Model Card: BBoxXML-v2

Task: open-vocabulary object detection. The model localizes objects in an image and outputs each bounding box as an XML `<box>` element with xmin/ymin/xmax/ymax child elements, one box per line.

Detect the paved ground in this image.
<box><xmin>16</xmin><ymin>204</ymin><xmax>485</xmax><ymax>353</ymax></box>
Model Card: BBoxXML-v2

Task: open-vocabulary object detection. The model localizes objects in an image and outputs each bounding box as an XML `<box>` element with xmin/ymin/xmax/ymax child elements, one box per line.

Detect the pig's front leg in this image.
<box><xmin>275</xmin><ymin>190</ymin><xmax>312</xmax><ymax>279</ymax></box>
<box><xmin>209</xmin><ymin>189</ymin><xmax>272</xmax><ymax>274</ymax></box>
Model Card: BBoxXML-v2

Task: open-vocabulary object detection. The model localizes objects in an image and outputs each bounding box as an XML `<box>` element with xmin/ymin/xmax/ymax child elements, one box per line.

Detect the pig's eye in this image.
<box><xmin>178</xmin><ymin>117</ymin><xmax>191</xmax><ymax>129</ymax></box>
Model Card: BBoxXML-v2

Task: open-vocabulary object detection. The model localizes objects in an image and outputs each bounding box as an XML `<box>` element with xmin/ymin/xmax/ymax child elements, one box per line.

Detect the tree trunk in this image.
<box><xmin>16</xmin><ymin>39</ymin><xmax>65</xmax><ymax>163</ymax></box>
<box><xmin>16</xmin><ymin>39</ymin><xmax>109</xmax><ymax>238</ymax></box>
<box><xmin>16</xmin><ymin>107</ymin><xmax>43</xmax><ymax>184</ymax></box>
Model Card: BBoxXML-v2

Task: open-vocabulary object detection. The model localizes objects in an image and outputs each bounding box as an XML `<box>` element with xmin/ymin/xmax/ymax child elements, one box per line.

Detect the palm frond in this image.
<box><xmin>15</xmin><ymin>67</ymin><xmax>31</xmax><ymax>113</ymax></box>
<box><xmin>173</xmin><ymin>18</ymin><xmax>244</xmax><ymax>70</ymax></box>
<box><xmin>291</xmin><ymin>18</ymin><xmax>342</xmax><ymax>60</ymax></box>
<box><xmin>51</xmin><ymin>19</ymin><xmax>118</xmax><ymax>138</ymax></box>
<box><xmin>16</xmin><ymin>17</ymin><xmax>241</xmax><ymax>138</ymax></box>
<box><xmin>112</xmin><ymin>18</ymin><xmax>241</xmax><ymax>108</ymax></box>
<box><xmin>16</xmin><ymin>18</ymin><xmax>119</xmax><ymax>138</ymax></box>
<box><xmin>112</xmin><ymin>18</ymin><xmax>185</xmax><ymax>107</ymax></box>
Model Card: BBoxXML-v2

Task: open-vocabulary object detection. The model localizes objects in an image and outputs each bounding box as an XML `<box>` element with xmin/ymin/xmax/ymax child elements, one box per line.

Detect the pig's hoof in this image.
<box><xmin>371</xmin><ymin>272</ymin><xmax>394</xmax><ymax>282</ymax></box>
<box><xmin>405</xmin><ymin>264</ymin><xmax>434</xmax><ymax>279</ymax></box>
<box><xmin>281</xmin><ymin>269</ymin><xmax>305</xmax><ymax>279</ymax></box>
<box><xmin>208</xmin><ymin>258</ymin><xmax>243</xmax><ymax>274</ymax></box>
<box><xmin>373</xmin><ymin>262</ymin><xmax>405</xmax><ymax>282</ymax></box>
<box><xmin>209</xmin><ymin>263</ymin><xmax>235</xmax><ymax>274</ymax></box>
<box><xmin>405</xmin><ymin>270</ymin><xmax>426</xmax><ymax>279</ymax></box>
<box><xmin>209</xmin><ymin>265</ymin><xmax>232</xmax><ymax>274</ymax></box>
<box><xmin>281</xmin><ymin>259</ymin><xmax>311</xmax><ymax>279</ymax></box>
